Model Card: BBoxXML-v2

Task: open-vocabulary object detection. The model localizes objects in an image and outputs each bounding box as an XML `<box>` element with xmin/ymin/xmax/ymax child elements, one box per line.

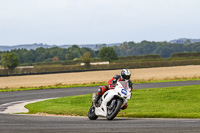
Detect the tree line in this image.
<box><xmin>1</xmin><ymin>41</ymin><xmax>200</xmax><ymax>65</ymax></box>
<box><xmin>114</xmin><ymin>41</ymin><xmax>200</xmax><ymax>58</ymax></box>
<box><xmin>0</xmin><ymin>45</ymin><xmax>117</xmax><ymax>72</ymax></box>
<box><xmin>0</xmin><ymin>45</ymin><xmax>98</xmax><ymax>63</ymax></box>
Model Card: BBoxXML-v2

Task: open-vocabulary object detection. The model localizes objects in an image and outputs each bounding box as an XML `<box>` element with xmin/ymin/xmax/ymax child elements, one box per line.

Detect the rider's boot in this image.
<box><xmin>92</xmin><ymin>93</ymin><xmax>97</xmax><ymax>103</ymax></box>
<box><xmin>93</xmin><ymin>94</ymin><xmax>101</xmax><ymax>107</ymax></box>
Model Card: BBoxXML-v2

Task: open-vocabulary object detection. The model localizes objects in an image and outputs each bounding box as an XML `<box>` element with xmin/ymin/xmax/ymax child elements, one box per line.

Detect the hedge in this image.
<box><xmin>170</xmin><ymin>52</ymin><xmax>200</xmax><ymax>58</ymax></box>
<box><xmin>119</xmin><ymin>54</ymin><xmax>161</xmax><ymax>60</ymax></box>
<box><xmin>1</xmin><ymin>59</ymin><xmax>200</xmax><ymax>76</ymax></box>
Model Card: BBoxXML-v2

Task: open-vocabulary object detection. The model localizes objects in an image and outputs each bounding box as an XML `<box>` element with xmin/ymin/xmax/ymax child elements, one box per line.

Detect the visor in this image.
<box><xmin>123</xmin><ymin>75</ymin><xmax>130</xmax><ymax>80</ymax></box>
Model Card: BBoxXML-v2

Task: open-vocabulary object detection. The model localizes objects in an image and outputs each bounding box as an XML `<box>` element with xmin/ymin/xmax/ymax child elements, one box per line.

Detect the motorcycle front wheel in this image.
<box><xmin>106</xmin><ymin>99</ymin><xmax>123</xmax><ymax>120</ymax></box>
<box><xmin>88</xmin><ymin>105</ymin><xmax>98</xmax><ymax>120</ymax></box>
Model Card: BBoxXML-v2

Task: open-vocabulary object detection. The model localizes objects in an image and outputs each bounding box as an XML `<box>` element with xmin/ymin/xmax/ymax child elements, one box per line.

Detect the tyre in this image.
<box><xmin>106</xmin><ymin>99</ymin><xmax>123</xmax><ymax>120</ymax></box>
<box><xmin>88</xmin><ymin>105</ymin><xmax>98</xmax><ymax>120</ymax></box>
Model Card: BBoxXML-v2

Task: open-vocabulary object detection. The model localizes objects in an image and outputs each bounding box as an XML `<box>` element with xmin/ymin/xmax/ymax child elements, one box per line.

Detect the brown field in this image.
<box><xmin>0</xmin><ymin>65</ymin><xmax>200</xmax><ymax>89</ymax></box>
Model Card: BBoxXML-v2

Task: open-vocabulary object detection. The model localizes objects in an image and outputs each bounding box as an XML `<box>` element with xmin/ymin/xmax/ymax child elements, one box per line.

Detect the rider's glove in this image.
<box><xmin>112</xmin><ymin>79</ymin><xmax>117</xmax><ymax>84</ymax></box>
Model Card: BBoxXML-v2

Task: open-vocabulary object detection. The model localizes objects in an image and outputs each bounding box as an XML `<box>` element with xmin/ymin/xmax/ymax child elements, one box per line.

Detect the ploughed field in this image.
<box><xmin>0</xmin><ymin>65</ymin><xmax>200</xmax><ymax>89</ymax></box>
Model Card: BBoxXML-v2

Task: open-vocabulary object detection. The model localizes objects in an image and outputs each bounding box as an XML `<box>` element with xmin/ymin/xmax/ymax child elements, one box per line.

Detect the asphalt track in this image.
<box><xmin>0</xmin><ymin>81</ymin><xmax>200</xmax><ymax>133</ymax></box>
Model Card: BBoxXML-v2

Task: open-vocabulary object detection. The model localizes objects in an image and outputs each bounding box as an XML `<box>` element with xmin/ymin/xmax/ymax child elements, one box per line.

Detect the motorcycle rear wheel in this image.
<box><xmin>88</xmin><ymin>105</ymin><xmax>98</xmax><ymax>120</ymax></box>
<box><xmin>106</xmin><ymin>99</ymin><xmax>123</xmax><ymax>120</ymax></box>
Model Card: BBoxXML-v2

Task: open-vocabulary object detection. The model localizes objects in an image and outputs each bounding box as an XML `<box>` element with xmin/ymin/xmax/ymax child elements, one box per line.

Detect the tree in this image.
<box><xmin>1</xmin><ymin>52</ymin><xmax>20</xmax><ymax>75</ymax></box>
<box><xmin>52</xmin><ymin>56</ymin><xmax>59</xmax><ymax>61</ymax></box>
<box><xmin>82</xmin><ymin>52</ymin><xmax>92</xmax><ymax>68</ymax></box>
<box><xmin>65</xmin><ymin>53</ymin><xmax>72</xmax><ymax>60</ymax></box>
<box><xmin>98</xmin><ymin>47</ymin><xmax>118</xmax><ymax>61</ymax></box>
<box><xmin>22</xmin><ymin>51</ymin><xmax>34</xmax><ymax>63</ymax></box>
<box><xmin>183</xmin><ymin>39</ymin><xmax>191</xmax><ymax>44</ymax></box>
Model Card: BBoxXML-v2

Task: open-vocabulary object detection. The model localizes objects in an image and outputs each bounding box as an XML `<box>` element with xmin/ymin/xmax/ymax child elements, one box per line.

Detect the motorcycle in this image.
<box><xmin>88</xmin><ymin>80</ymin><xmax>131</xmax><ymax>120</ymax></box>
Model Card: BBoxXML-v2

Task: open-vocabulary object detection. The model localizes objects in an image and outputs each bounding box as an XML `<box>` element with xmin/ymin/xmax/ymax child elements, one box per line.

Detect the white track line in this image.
<box><xmin>0</xmin><ymin>98</ymin><xmax>58</xmax><ymax>114</ymax></box>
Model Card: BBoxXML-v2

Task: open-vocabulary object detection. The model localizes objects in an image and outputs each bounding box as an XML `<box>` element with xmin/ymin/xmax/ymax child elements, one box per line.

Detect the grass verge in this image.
<box><xmin>0</xmin><ymin>77</ymin><xmax>200</xmax><ymax>92</ymax></box>
<box><xmin>25</xmin><ymin>85</ymin><xmax>200</xmax><ymax>118</ymax></box>
<box><xmin>0</xmin><ymin>82</ymin><xmax>105</xmax><ymax>92</ymax></box>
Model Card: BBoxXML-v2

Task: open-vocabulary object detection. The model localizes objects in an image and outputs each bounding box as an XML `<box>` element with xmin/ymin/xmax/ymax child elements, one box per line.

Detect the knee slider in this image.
<box><xmin>121</xmin><ymin>103</ymin><xmax>128</xmax><ymax>110</ymax></box>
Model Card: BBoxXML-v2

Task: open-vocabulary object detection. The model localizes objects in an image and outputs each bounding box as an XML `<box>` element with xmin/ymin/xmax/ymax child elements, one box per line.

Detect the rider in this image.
<box><xmin>93</xmin><ymin>69</ymin><xmax>133</xmax><ymax>110</ymax></box>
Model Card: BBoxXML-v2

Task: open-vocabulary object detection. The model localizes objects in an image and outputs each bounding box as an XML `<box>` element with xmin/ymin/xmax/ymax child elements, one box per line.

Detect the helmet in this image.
<box><xmin>121</xmin><ymin>69</ymin><xmax>131</xmax><ymax>81</ymax></box>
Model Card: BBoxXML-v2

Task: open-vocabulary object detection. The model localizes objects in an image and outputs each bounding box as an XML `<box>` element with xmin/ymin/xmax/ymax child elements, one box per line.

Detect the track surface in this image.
<box><xmin>0</xmin><ymin>81</ymin><xmax>200</xmax><ymax>133</ymax></box>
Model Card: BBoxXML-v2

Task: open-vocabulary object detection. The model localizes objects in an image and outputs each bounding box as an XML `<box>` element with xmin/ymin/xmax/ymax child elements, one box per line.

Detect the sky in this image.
<box><xmin>0</xmin><ymin>0</ymin><xmax>200</xmax><ymax>46</ymax></box>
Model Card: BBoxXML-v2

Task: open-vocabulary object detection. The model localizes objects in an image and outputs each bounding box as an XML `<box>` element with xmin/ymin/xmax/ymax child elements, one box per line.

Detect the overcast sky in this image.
<box><xmin>0</xmin><ymin>0</ymin><xmax>200</xmax><ymax>46</ymax></box>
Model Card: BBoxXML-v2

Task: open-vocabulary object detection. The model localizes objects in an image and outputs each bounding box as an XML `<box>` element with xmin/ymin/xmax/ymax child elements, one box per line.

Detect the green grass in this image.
<box><xmin>25</xmin><ymin>85</ymin><xmax>200</xmax><ymax>118</ymax></box>
<box><xmin>0</xmin><ymin>78</ymin><xmax>200</xmax><ymax>92</ymax></box>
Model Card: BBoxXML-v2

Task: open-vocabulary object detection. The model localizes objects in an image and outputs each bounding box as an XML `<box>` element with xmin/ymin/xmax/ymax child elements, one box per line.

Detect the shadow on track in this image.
<box><xmin>90</xmin><ymin>117</ymin><xmax>134</xmax><ymax>121</ymax></box>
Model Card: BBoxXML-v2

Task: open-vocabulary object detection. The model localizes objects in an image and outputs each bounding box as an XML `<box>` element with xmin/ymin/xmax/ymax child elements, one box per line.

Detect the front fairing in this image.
<box><xmin>115</xmin><ymin>82</ymin><xmax>131</xmax><ymax>99</ymax></box>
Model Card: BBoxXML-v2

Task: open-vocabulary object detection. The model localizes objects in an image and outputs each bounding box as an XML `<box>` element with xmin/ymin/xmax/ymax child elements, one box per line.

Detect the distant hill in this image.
<box><xmin>0</xmin><ymin>43</ymin><xmax>55</xmax><ymax>51</ymax></box>
<box><xmin>0</xmin><ymin>43</ymin><xmax>121</xmax><ymax>51</ymax></box>
<box><xmin>169</xmin><ymin>38</ymin><xmax>200</xmax><ymax>44</ymax></box>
